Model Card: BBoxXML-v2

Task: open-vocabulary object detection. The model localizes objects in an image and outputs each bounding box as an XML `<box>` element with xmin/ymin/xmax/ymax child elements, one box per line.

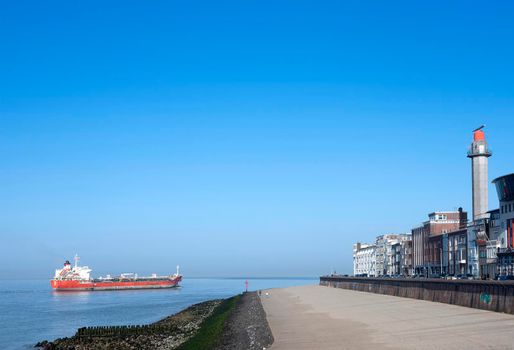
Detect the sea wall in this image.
<box><xmin>320</xmin><ymin>276</ymin><xmax>514</xmax><ymax>314</ymax></box>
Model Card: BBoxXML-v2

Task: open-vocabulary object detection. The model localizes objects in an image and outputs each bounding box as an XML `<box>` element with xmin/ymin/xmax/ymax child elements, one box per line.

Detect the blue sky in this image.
<box><xmin>1</xmin><ymin>1</ymin><xmax>513</xmax><ymax>278</ymax></box>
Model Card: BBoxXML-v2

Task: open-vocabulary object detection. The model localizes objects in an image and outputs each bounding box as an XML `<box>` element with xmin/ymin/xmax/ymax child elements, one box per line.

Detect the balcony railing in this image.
<box><xmin>467</xmin><ymin>146</ymin><xmax>492</xmax><ymax>157</ymax></box>
<box><xmin>498</xmin><ymin>248</ymin><xmax>514</xmax><ymax>255</ymax></box>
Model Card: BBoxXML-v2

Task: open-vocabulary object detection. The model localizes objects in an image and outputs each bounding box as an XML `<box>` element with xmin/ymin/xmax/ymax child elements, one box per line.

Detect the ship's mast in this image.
<box><xmin>74</xmin><ymin>254</ymin><xmax>80</xmax><ymax>268</ymax></box>
<box><xmin>176</xmin><ymin>265</ymin><xmax>180</xmax><ymax>276</ymax></box>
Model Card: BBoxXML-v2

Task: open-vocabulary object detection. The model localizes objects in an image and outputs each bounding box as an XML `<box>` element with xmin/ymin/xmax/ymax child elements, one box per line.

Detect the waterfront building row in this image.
<box><xmin>354</xmin><ymin>200</ymin><xmax>510</xmax><ymax>279</ymax></box>
<box><xmin>353</xmin><ymin>128</ymin><xmax>514</xmax><ymax>280</ymax></box>
<box><xmin>353</xmin><ymin>233</ymin><xmax>411</xmax><ymax>277</ymax></box>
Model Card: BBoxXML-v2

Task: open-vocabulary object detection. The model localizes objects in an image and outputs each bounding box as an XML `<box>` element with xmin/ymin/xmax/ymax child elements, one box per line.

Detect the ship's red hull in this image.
<box><xmin>50</xmin><ymin>276</ymin><xmax>182</xmax><ymax>291</ymax></box>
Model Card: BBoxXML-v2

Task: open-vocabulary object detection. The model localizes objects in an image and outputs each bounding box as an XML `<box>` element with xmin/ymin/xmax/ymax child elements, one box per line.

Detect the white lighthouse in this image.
<box><xmin>467</xmin><ymin>125</ymin><xmax>492</xmax><ymax>221</ymax></box>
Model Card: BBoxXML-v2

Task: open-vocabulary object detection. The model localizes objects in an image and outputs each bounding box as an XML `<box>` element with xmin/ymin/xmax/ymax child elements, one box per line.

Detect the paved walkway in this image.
<box><xmin>260</xmin><ymin>285</ymin><xmax>514</xmax><ymax>350</ymax></box>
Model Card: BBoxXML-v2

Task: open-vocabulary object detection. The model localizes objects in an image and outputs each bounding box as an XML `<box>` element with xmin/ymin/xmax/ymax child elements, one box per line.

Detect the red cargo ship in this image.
<box><xmin>50</xmin><ymin>255</ymin><xmax>182</xmax><ymax>291</ymax></box>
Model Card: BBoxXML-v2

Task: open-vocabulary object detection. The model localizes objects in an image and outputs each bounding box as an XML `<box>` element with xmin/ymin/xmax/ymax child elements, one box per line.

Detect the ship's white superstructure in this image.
<box><xmin>53</xmin><ymin>254</ymin><xmax>92</xmax><ymax>281</ymax></box>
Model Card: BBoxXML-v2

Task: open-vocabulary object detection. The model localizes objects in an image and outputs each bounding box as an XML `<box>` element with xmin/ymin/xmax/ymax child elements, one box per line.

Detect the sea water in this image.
<box><xmin>0</xmin><ymin>278</ymin><xmax>316</xmax><ymax>350</ymax></box>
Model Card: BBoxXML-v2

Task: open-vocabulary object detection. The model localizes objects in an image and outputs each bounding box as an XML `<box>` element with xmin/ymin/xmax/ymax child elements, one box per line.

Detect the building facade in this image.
<box><xmin>462</xmin><ymin>210</ymin><xmax>501</xmax><ymax>279</ymax></box>
<box><xmin>400</xmin><ymin>239</ymin><xmax>413</xmax><ymax>276</ymax></box>
<box><xmin>493</xmin><ymin>173</ymin><xmax>514</xmax><ymax>277</ymax></box>
<box><xmin>353</xmin><ymin>233</ymin><xmax>412</xmax><ymax>277</ymax></box>
<box><xmin>427</xmin><ymin>233</ymin><xmax>443</xmax><ymax>276</ymax></box>
<box><xmin>376</xmin><ymin>234</ymin><xmax>410</xmax><ymax>276</ymax></box>
<box><xmin>412</xmin><ymin>209</ymin><xmax>467</xmax><ymax>276</ymax></box>
<box><xmin>481</xmin><ymin>209</ymin><xmax>500</xmax><ymax>279</ymax></box>
<box><xmin>353</xmin><ymin>234</ymin><xmax>411</xmax><ymax>277</ymax></box>
<box><xmin>447</xmin><ymin>229</ymin><xmax>468</xmax><ymax>276</ymax></box>
<box><xmin>353</xmin><ymin>243</ymin><xmax>377</xmax><ymax>277</ymax></box>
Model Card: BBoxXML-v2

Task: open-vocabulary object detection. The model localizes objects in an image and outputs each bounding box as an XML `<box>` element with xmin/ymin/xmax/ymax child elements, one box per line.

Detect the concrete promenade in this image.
<box><xmin>260</xmin><ymin>285</ymin><xmax>514</xmax><ymax>350</ymax></box>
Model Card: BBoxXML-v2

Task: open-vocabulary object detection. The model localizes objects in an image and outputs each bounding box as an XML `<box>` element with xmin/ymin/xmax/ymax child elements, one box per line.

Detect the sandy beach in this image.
<box><xmin>261</xmin><ymin>285</ymin><xmax>514</xmax><ymax>350</ymax></box>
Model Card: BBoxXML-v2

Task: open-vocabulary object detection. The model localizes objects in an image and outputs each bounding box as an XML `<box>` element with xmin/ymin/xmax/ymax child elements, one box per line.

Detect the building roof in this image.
<box><xmin>492</xmin><ymin>173</ymin><xmax>514</xmax><ymax>183</ymax></box>
<box><xmin>427</xmin><ymin>210</ymin><xmax>463</xmax><ymax>215</ymax></box>
<box><xmin>447</xmin><ymin>228</ymin><xmax>467</xmax><ymax>236</ymax></box>
<box><xmin>492</xmin><ymin>173</ymin><xmax>514</xmax><ymax>202</ymax></box>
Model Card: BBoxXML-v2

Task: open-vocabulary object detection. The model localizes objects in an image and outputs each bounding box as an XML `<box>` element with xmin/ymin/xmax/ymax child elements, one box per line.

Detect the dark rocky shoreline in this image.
<box><xmin>214</xmin><ymin>292</ymin><xmax>273</xmax><ymax>350</ymax></box>
<box><xmin>35</xmin><ymin>299</ymin><xmax>222</xmax><ymax>350</ymax></box>
<box><xmin>35</xmin><ymin>292</ymin><xmax>273</xmax><ymax>350</ymax></box>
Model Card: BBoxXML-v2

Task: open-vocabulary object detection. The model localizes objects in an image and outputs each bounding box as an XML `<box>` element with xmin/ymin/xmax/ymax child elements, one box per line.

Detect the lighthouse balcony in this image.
<box><xmin>467</xmin><ymin>146</ymin><xmax>492</xmax><ymax>157</ymax></box>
